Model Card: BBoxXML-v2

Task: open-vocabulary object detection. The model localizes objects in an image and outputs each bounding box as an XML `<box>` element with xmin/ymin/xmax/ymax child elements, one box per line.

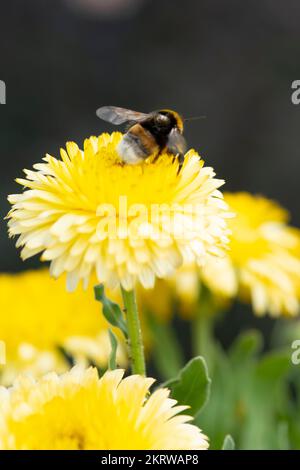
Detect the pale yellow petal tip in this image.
<box><xmin>0</xmin><ymin>367</ymin><xmax>209</xmax><ymax>450</ymax></box>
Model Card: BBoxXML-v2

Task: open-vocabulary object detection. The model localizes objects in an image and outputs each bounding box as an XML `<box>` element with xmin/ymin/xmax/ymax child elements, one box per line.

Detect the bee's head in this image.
<box><xmin>142</xmin><ymin>109</ymin><xmax>184</xmax><ymax>145</ymax></box>
<box><xmin>158</xmin><ymin>109</ymin><xmax>184</xmax><ymax>133</ymax></box>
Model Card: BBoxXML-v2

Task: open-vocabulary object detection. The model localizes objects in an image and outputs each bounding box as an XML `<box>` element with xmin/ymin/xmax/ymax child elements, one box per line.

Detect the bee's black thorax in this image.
<box><xmin>140</xmin><ymin>111</ymin><xmax>178</xmax><ymax>149</ymax></box>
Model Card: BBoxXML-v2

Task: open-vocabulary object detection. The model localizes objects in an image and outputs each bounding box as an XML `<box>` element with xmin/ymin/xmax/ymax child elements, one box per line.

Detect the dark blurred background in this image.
<box><xmin>1</xmin><ymin>0</ymin><xmax>299</xmax><ymax>348</ymax></box>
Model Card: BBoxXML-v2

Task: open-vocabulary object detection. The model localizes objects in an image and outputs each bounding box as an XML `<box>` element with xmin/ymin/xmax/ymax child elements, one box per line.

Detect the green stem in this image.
<box><xmin>193</xmin><ymin>309</ymin><xmax>213</xmax><ymax>358</ymax></box>
<box><xmin>121</xmin><ymin>286</ymin><xmax>146</xmax><ymax>376</ymax></box>
<box><xmin>192</xmin><ymin>286</ymin><xmax>216</xmax><ymax>369</ymax></box>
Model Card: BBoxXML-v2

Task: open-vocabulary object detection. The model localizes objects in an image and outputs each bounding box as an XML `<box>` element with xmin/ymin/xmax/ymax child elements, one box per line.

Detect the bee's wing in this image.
<box><xmin>166</xmin><ymin>128</ymin><xmax>187</xmax><ymax>156</ymax></box>
<box><xmin>96</xmin><ymin>106</ymin><xmax>149</xmax><ymax>125</ymax></box>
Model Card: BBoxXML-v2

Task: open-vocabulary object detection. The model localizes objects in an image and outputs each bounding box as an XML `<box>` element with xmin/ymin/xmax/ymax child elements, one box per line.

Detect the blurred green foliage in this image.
<box><xmin>148</xmin><ymin>311</ymin><xmax>300</xmax><ymax>450</ymax></box>
<box><xmin>197</xmin><ymin>330</ymin><xmax>293</xmax><ymax>449</ymax></box>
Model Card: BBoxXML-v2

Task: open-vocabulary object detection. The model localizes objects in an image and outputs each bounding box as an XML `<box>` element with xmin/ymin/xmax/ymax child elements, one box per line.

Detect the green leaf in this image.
<box><xmin>222</xmin><ymin>434</ymin><xmax>235</xmax><ymax>450</ymax></box>
<box><xmin>230</xmin><ymin>330</ymin><xmax>263</xmax><ymax>365</ymax></box>
<box><xmin>256</xmin><ymin>351</ymin><xmax>291</xmax><ymax>382</ymax></box>
<box><xmin>108</xmin><ymin>329</ymin><xmax>118</xmax><ymax>370</ymax></box>
<box><xmin>94</xmin><ymin>284</ymin><xmax>128</xmax><ymax>338</ymax></box>
<box><xmin>162</xmin><ymin>356</ymin><xmax>211</xmax><ymax>418</ymax></box>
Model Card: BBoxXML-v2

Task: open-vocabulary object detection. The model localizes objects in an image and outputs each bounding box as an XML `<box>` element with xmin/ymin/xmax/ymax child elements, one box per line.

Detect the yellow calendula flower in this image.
<box><xmin>202</xmin><ymin>192</ymin><xmax>300</xmax><ymax>316</ymax></box>
<box><xmin>7</xmin><ymin>132</ymin><xmax>230</xmax><ymax>292</ymax></box>
<box><xmin>0</xmin><ymin>367</ymin><xmax>209</xmax><ymax>450</ymax></box>
<box><xmin>0</xmin><ymin>269</ymin><xmax>126</xmax><ymax>384</ymax></box>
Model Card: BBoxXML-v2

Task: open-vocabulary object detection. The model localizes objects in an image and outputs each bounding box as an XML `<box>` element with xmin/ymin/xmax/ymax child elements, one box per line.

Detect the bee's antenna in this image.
<box><xmin>184</xmin><ymin>115</ymin><xmax>206</xmax><ymax>122</ymax></box>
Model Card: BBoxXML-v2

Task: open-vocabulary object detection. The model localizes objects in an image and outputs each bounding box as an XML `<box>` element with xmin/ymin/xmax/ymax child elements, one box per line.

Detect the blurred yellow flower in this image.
<box><xmin>7</xmin><ymin>132</ymin><xmax>230</xmax><ymax>292</ymax></box>
<box><xmin>203</xmin><ymin>192</ymin><xmax>300</xmax><ymax>316</ymax></box>
<box><xmin>0</xmin><ymin>367</ymin><xmax>209</xmax><ymax>450</ymax></box>
<box><xmin>0</xmin><ymin>269</ymin><xmax>126</xmax><ymax>384</ymax></box>
<box><xmin>141</xmin><ymin>260</ymin><xmax>235</xmax><ymax>321</ymax></box>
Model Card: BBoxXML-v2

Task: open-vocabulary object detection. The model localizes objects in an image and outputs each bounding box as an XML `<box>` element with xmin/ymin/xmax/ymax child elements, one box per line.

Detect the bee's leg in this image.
<box><xmin>152</xmin><ymin>150</ymin><xmax>162</xmax><ymax>163</ymax></box>
<box><xmin>177</xmin><ymin>153</ymin><xmax>184</xmax><ymax>175</ymax></box>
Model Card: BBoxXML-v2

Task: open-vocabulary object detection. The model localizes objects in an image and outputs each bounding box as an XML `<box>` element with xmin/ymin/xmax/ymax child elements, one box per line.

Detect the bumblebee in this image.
<box><xmin>96</xmin><ymin>106</ymin><xmax>187</xmax><ymax>171</ymax></box>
